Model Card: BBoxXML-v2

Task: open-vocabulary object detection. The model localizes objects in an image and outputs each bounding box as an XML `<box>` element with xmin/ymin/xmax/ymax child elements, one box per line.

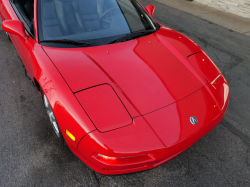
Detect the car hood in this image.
<box><xmin>43</xmin><ymin>27</ymin><xmax>208</xmax><ymax>116</ymax></box>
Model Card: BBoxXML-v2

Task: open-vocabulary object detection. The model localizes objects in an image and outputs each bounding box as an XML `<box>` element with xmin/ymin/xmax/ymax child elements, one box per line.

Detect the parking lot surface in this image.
<box><xmin>1</xmin><ymin>0</ymin><xmax>250</xmax><ymax>186</ymax></box>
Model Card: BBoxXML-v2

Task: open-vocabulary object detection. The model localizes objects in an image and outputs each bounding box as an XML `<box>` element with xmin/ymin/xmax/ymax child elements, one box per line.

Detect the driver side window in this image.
<box><xmin>12</xmin><ymin>0</ymin><xmax>35</xmax><ymax>37</ymax></box>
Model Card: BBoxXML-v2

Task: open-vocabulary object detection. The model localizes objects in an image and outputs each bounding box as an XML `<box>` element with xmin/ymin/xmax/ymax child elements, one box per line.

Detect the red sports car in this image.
<box><xmin>0</xmin><ymin>0</ymin><xmax>229</xmax><ymax>175</ymax></box>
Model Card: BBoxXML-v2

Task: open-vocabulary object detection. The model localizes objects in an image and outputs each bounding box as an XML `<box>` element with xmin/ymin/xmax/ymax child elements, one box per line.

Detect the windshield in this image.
<box><xmin>38</xmin><ymin>0</ymin><xmax>157</xmax><ymax>46</ymax></box>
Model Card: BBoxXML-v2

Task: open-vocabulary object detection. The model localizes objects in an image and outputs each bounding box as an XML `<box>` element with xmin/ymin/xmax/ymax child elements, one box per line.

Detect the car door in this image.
<box><xmin>1</xmin><ymin>0</ymin><xmax>36</xmax><ymax>79</ymax></box>
<box><xmin>0</xmin><ymin>0</ymin><xmax>3</xmax><ymax>17</ymax></box>
<box><xmin>0</xmin><ymin>0</ymin><xmax>9</xmax><ymax>20</ymax></box>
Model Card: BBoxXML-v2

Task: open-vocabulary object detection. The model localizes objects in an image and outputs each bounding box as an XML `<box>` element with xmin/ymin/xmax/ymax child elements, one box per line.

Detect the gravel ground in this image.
<box><xmin>0</xmin><ymin>0</ymin><xmax>250</xmax><ymax>186</ymax></box>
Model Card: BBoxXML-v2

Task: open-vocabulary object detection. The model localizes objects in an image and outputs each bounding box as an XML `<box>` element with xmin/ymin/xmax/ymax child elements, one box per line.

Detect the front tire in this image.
<box><xmin>42</xmin><ymin>91</ymin><xmax>64</xmax><ymax>141</ymax></box>
<box><xmin>5</xmin><ymin>32</ymin><xmax>10</xmax><ymax>41</ymax></box>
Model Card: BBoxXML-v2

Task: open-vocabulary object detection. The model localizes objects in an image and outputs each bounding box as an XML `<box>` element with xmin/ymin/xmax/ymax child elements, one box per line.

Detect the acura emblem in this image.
<box><xmin>190</xmin><ymin>116</ymin><xmax>198</xmax><ymax>125</ymax></box>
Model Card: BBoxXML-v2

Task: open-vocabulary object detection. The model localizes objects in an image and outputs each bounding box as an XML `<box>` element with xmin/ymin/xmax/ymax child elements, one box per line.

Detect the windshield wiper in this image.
<box><xmin>40</xmin><ymin>39</ymin><xmax>97</xmax><ymax>46</ymax></box>
<box><xmin>108</xmin><ymin>30</ymin><xmax>155</xmax><ymax>44</ymax></box>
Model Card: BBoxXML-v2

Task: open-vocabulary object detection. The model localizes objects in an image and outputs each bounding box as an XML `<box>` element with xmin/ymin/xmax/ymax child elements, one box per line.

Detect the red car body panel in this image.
<box><xmin>1</xmin><ymin>0</ymin><xmax>230</xmax><ymax>175</ymax></box>
<box><xmin>1</xmin><ymin>0</ymin><xmax>97</xmax><ymax>149</ymax></box>
<box><xmin>75</xmin><ymin>84</ymin><xmax>133</xmax><ymax>132</ymax></box>
<box><xmin>43</xmin><ymin>28</ymin><xmax>208</xmax><ymax>116</ymax></box>
<box><xmin>78</xmin><ymin>80</ymin><xmax>229</xmax><ymax>174</ymax></box>
<box><xmin>188</xmin><ymin>51</ymin><xmax>221</xmax><ymax>83</ymax></box>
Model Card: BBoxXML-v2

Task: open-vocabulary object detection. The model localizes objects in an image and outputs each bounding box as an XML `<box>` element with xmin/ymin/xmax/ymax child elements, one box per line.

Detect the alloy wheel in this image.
<box><xmin>43</xmin><ymin>94</ymin><xmax>60</xmax><ymax>138</ymax></box>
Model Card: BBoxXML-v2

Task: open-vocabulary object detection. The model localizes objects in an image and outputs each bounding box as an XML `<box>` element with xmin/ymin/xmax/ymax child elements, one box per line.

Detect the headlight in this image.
<box><xmin>188</xmin><ymin>51</ymin><xmax>221</xmax><ymax>84</ymax></box>
<box><xmin>75</xmin><ymin>84</ymin><xmax>133</xmax><ymax>132</ymax></box>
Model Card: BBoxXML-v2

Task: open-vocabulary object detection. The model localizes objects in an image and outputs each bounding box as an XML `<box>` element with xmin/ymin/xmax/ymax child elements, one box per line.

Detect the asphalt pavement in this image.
<box><xmin>1</xmin><ymin>0</ymin><xmax>250</xmax><ymax>186</ymax></box>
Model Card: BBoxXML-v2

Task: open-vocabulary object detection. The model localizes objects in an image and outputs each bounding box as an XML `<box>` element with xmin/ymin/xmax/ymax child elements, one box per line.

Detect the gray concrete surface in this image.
<box><xmin>1</xmin><ymin>0</ymin><xmax>250</xmax><ymax>186</ymax></box>
<box><xmin>193</xmin><ymin>0</ymin><xmax>250</xmax><ymax>19</ymax></box>
<box><xmin>156</xmin><ymin>0</ymin><xmax>250</xmax><ymax>35</ymax></box>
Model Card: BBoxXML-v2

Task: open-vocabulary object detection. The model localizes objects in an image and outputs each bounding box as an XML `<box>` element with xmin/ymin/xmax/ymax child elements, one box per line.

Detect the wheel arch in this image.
<box><xmin>33</xmin><ymin>77</ymin><xmax>42</xmax><ymax>93</ymax></box>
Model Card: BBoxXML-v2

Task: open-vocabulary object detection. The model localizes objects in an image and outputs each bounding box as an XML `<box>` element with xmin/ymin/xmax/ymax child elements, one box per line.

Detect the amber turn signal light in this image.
<box><xmin>66</xmin><ymin>130</ymin><xmax>76</xmax><ymax>142</ymax></box>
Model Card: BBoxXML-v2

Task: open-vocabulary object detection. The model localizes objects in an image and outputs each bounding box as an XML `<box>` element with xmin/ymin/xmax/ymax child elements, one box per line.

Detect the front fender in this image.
<box><xmin>32</xmin><ymin>44</ymin><xmax>96</xmax><ymax>149</ymax></box>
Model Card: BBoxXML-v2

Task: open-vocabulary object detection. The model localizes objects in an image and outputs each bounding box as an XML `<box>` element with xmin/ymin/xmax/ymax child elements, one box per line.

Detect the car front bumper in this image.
<box><xmin>71</xmin><ymin>76</ymin><xmax>229</xmax><ymax>175</ymax></box>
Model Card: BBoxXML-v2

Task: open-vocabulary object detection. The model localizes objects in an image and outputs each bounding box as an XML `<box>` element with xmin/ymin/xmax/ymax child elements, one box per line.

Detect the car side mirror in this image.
<box><xmin>2</xmin><ymin>20</ymin><xmax>28</xmax><ymax>40</ymax></box>
<box><xmin>145</xmin><ymin>5</ymin><xmax>155</xmax><ymax>17</ymax></box>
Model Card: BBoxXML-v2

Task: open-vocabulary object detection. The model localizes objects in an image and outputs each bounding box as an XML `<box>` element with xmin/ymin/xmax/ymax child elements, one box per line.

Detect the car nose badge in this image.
<box><xmin>190</xmin><ymin>116</ymin><xmax>198</xmax><ymax>125</ymax></box>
